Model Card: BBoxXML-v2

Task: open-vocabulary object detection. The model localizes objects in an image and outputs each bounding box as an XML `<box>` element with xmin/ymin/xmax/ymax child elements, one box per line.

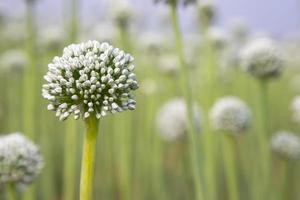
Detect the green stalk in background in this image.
<box><xmin>170</xmin><ymin>3</ymin><xmax>204</xmax><ymax>200</ymax></box>
<box><xmin>201</xmin><ymin>36</ymin><xmax>218</xmax><ymax>200</ymax></box>
<box><xmin>114</xmin><ymin>7</ymin><xmax>133</xmax><ymax>199</ymax></box>
<box><xmin>6</xmin><ymin>183</ymin><xmax>16</xmax><ymax>200</ymax></box>
<box><xmin>80</xmin><ymin>115</ymin><xmax>99</xmax><ymax>200</ymax></box>
<box><xmin>22</xmin><ymin>0</ymin><xmax>36</xmax><ymax>140</ymax></box>
<box><xmin>222</xmin><ymin>135</ymin><xmax>239</xmax><ymax>200</ymax></box>
<box><xmin>63</xmin><ymin>0</ymin><xmax>79</xmax><ymax>199</ymax></box>
<box><xmin>23</xmin><ymin>1</ymin><xmax>37</xmax><ymax>200</ymax></box>
<box><xmin>256</xmin><ymin>80</ymin><xmax>271</xmax><ymax>199</ymax></box>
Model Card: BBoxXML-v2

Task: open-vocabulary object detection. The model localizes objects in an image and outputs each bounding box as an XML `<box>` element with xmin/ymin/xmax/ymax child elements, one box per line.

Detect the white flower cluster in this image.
<box><xmin>42</xmin><ymin>41</ymin><xmax>138</xmax><ymax>121</ymax></box>
<box><xmin>210</xmin><ymin>96</ymin><xmax>251</xmax><ymax>134</ymax></box>
<box><xmin>111</xmin><ymin>1</ymin><xmax>133</xmax><ymax>28</ymax></box>
<box><xmin>0</xmin><ymin>50</ymin><xmax>27</xmax><ymax>73</ymax></box>
<box><xmin>38</xmin><ymin>27</ymin><xmax>66</xmax><ymax>50</ymax></box>
<box><xmin>0</xmin><ymin>133</ymin><xmax>44</xmax><ymax>188</ymax></box>
<box><xmin>240</xmin><ymin>37</ymin><xmax>284</xmax><ymax>79</ymax></box>
<box><xmin>206</xmin><ymin>27</ymin><xmax>227</xmax><ymax>50</ymax></box>
<box><xmin>291</xmin><ymin>96</ymin><xmax>300</xmax><ymax>123</ymax></box>
<box><xmin>159</xmin><ymin>55</ymin><xmax>179</xmax><ymax>76</ymax></box>
<box><xmin>156</xmin><ymin>98</ymin><xmax>201</xmax><ymax>141</ymax></box>
<box><xmin>271</xmin><ymin>131</ymin><xmax>300</xmax><ymax>160</ymax></box>
<box><xmin>154</xmin><ymin>0</ymin><xmax>196</xmax><ymax>6</ymax></box>
<box><xmin>198</xmin><ymin>0</ymin><xmax>215</xmax><ymax>27</ymax></box>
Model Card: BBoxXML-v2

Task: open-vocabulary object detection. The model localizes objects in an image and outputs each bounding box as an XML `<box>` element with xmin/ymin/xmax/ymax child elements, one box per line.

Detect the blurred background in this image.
<box><xmin>1</xmin><ymin>0</ymin><xmax>300</xmax><ymax>200</ymax></box>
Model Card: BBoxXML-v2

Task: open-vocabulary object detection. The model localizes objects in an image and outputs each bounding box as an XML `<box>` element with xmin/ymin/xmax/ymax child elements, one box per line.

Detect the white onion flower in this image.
<box><xmin>38</xmin><ymin>26</ymin><xmax>66</xmax><ymax>50</ymax></box>
<box><xmin>206</xmin><ymin>27</ymin><xmax>227</xmax><ymax>50</ymax></box>
<box><xmin>158</xmin><ymin>55</ymin><xmax>179</xmax><ymax>76</ymax></box>
<box><xmin>0</xmin><ymin>50</ymin><xmax>27</xmax><ymax>73</ymax></box>
<box><xmin>111</xmin><ymin>1</ymin><xmax>134</xmax><ymax>29</ymax></box>
<box><xmin>198</xmin><ymin>0</ymin><xmax>215</xmax><ymax>27</ymax></box>
<box><xmin>156</xmin><ymin>98</ymin><xmax>201</xmax><ymax>141</ymax></box>
<box><xmin>154</xmin><ymin>0</ymin><xmax>196</xmax><ymax>6</ymax></box>
<box><xmin>0</xmin><ymin>133</ymin><xmax>44</xmax><ymax>188</ymax></box>
<box><xmin>210</xmin><ymin>96</ymin><xmax>251</xmax><ymax>134</ymax></box>
<box><xmin>42</xmin><ymin>41</ymin><xmax>138</xmax><ymax>121</ymax></box>
<box><xmin>240</xmin><ymin>37</ymin><xmax>284</xmax><ymax>79</ymax></box>
<box><xmin>291</xmin><ymin>96</ymin><xmax>300</xmax><ymax>123</ymax></box>
<box><xmin>271</xmin><ymin>131</ymin><xmax>300</xmax><ymax>160</ymax></box>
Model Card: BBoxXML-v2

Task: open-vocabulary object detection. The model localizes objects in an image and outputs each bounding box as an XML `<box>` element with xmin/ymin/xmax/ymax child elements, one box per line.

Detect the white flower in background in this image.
<box><xmin>271</xmin><ymin>131</ymin><xmax>300</xmax><ymax>160</ymax></box>
<box><xmin>138</xmin><ymin>32</ymin><xmax>168</xmax><ymax>56</ymax></box>
<box><xmin>0</xmin><ymin>133</ymin><xmax>44</xmax><ymax>188</ymax></box>
<box><xmin>84</xmin><ymin>24</ymin><xmax>116</xmax><ymax>44</ymax></box>
<box><xmin>210</xmin><ymin>96</ymin><xmax>251</xmax><ymax>134</ymax></box>
<box><xmin>197</xmin><ymin>0</ymin><xmax>215</xmax><ymax>28</ymax></box>
<box><xmin>0</xmin><ymin>50</ymin><xmax>27</xmax><ymax>73</ymax></box>
<box><xmin>156</xmin><ymin>98</ymin><xmax>201</xmax><ymax>141</ymax></box>
<box><xmin>240</xmin><ymin>37</ymin><xmax>284</xmax><ymax>79</ymax></box>
<box><xmin>38</xmin><ymin>26</ymin><xmax>66</xmax><ymax>50</ymax></box>
<box><xmin>206</xmin><ymin>27</ymin><xmax>227</xmax><ymax>51</ymax></box>
<box><xmin>291</xmin><ymin>96</ymin><xmax>300</xmax><ymax>123</ymax></box>
<box><xmin>111</xmin><ymin>0</ymin><xmax>134</xmax><ymax>29</ymax></box>
<box><xmin>154</xmin><ymin>0</ymin><xmax>196</xmax><ymax>6</ymax></box>
<box><xmin>140</xmin><ymin>79</ymin><xmax>158</xmax><ymax>96</ymax></box>
<box><xmin>229</xmin><ymin>19</ymin><xmax>249</xmax><ymax>44</ymax></box>
<box><xmin>159</xmin><ymin>54</ymin><xmax>179</xmax><ymax>76</ymax></box>
<box><xmin>42</xmin><ymin>41</ymin><xmax>138</xmax><ymax>121</ymax></box>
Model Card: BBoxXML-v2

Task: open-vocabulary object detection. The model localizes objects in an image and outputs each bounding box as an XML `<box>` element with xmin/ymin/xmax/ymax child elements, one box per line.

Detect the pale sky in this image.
<box><xmin>1</xmin><ymin>0</ymin><xmax>300</xmax><ymax>37</ymax></box>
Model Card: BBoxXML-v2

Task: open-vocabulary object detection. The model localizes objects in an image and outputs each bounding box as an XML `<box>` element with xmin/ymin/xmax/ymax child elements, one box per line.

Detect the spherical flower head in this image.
<box><xmin>38</xmin><ymin>27</ymin><xmax>66</xmax><ymax>50</ymax></box>
<box><xmin>240</xmin><ymin>37</ymin><xmax>284</xmax><ymax>80</ymax></box>
<box><xmin>154</xmin><ymin>0</ymin><xmax>196</xmax><ymax>6</ymax></box>
<box><xmin>210</xmin><ymin>96</ymin><xmax>251</xmax><ymax>134</ymax></box>
<box><xmin>159</xmin><ymin>54</ymin><xmax>179</xmax><ymax>76</ymax></box>
<box><xmin>0</xmin><ymin>50</ymin><xmax>27</xmax><ymax>73</ymax></box>
<box><xmin>139</xmin><ymin>32</ymin><xmax>167</xmax><ymax>56</ymax></box>
<box><xmin>198</xmin><ymin>0</ymin><xmax>215</xmax><ymax>28</ymax></box>
<box><xmin>291</xmin><ymin>96</ymin><xmax>300</xmax><ymax>123</ymax></box>
<box><xmin>206</xmin><ymin>27</ymin><xmax>227</xmax><ymax>51</ymax></box>
<box><xmin>111</xmin><ymin>1</ymin><xmax>134</xmax><ymax>29</ymax></box>
<box><xmin>140</xmin><ymin>79</ymin><xmax>158</xmax><ymax>96</ymax></box>
<box><xmin>271</xmin><ymin>131</ymin><xmax>300</xmax><ymax>160</ymax></box>
<box><xmin>0</xmin><ymin>133</ymin><xmax>44</xmax><ymax>188</ymax></box>
<box><xmin>156</xmin><ymin>98</ymin><xmax>201</xmax><ymax>142</ymax></box>
<box><xmin>42</xmin><ymin>41</ymin><xmax>138</xmax><ymax>121</ymax></box>
<box><xmin>229</xmin><ymin>19</ymin><xmax>249</xmax><ymax>44</ymax></box>
<box><xmin>86</xmin><ymin>24</ymin><xmax>116</xmax><ymax>44</ymax></box>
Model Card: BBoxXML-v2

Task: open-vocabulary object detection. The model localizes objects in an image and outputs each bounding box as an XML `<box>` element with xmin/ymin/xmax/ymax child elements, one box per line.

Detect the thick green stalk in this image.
<box><xmin>80</xmin><ymin>115</ymin><xmax>99</xmax><ymax>200</ymax></box>
<box><xmin>64</xmin><ymin>119</ymin><xmax>77</xmax><ymax>200</ymax></box>
<box><xmin>222</xmin><ymin>135</ymin><xmax>239</xmax><ymax>200</ymax></box>
<box><xmin>170</xmin><ymin>4</ymin><xmax>204</xmax><ymax>200</ymax></box>
<box><xmin>255</xmin><ymin>80</ymin><xmax>271</xmax><ymax>199</ymax></box>
<box><xmin>202</xmin><ymin>38</ymin><xmax>218</xmax><ymax>200</ymax></box>
<box><xmin>6</xmin><ymin>183</ymin><xmax>16</xmax><ymax>200</ymax></box>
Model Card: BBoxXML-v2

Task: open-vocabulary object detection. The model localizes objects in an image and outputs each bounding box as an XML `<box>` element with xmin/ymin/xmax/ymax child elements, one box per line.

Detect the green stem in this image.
<box><xmin>64</xmin><ymin>119</ymin><xmax>77</xmax><ymax>200</ymax></box>
<box><xmin>222</xmin><ymin>135</ymin><xmax>239</xmax><ymax>200</ymax></box>
<box><xmin>70</xmin><ymin>0</ymin><xmax>78</xmax><ymax>43</ymax></box>
<box><xmin>201</xmin><ymin>32</ymin><xmax>218</xmax><ymax>200</ymax></box>
<box><xmin>80</xmin><ymin>115</ymin><xmax>99</xmax><ymax>200</ymax></box>
<box><xmin>256</xmin><ymin>80</ymin><xmax>271</xmax><ymax>199</ymax></box>
<box><xmin>6</xmin><ymin>183</ymin><xmax>16</xmax><ymax>200</ymax></box>
<box><xmin>170</xmin><ymin>4</ymin><xmax>204</xmax><ymax>200</ymax></box>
